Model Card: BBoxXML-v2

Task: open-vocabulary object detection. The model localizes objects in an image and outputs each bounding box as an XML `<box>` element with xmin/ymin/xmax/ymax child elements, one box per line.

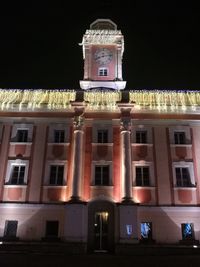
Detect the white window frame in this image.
<box><xmin>132</xmin><ymin>161</ymin><xmax>155</xmax><ymax>187</ymax></box>
<box><xmin>10</xmin><ymin>123</ymin><xmax>33</xmax><ymax>143</ymax></box>
<box><xmin>5</xmin><ymin>159</ymin><xmax>29</xmax><ymax>185</ymax></box>
<box><xmin>172</xmin><ymin>162</ymin><xmax>195</xmax><ymax>187</ymax></box>
<box><xmin>92</xmin><ymin>161</ymin><xmax>113</xmax><ymax>186</ymax></box>
<box><xmin>44</xmin><ymin>161</ymin><xmax>67</xmax><ymax>186</ymax></box>
<box><xmin>98</xmin><ymin>67</ymin><xmax>108</xmax><ymax>77</ymax></box>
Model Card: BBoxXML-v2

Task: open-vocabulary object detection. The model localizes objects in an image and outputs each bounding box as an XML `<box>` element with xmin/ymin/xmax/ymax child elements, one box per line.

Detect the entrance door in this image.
<box><xmin>88</xmin><ymin>201</ymin><xmax>115</xmax><ymax>253</ymax></box>
<box><xmin>94</xmin><ymin>211</ymin><xmax>109</xmax><ymax>251</ymax></box>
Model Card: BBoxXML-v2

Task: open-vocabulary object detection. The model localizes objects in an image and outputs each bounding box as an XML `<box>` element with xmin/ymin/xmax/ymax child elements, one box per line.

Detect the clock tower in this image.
<box><xmin>79</xmin><ymin>19</ymin><xmax>126</xmax><ymax>90</ymax></box>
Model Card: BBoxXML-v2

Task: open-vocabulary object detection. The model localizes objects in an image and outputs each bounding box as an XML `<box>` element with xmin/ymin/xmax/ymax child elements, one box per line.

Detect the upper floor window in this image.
<box><xmin>98</xmin><ymin>67</ymin><xmax>108</xmax><ymax>76</ymax></box>
<box><xmin>136</xmin><ymin>166</ymin><xmax>150</xmax><ymax>186</ymax></box>
<box><xmin>49</xmin><ymin>165</ymin><xmax>64</xmax><ymax>185</ymax></box>
<box><xmin>175</xmin><ymin>167</ymin><xmax>192</xmax><ymax>187</ymax></box>
<box><xmin>174</xmin><ymin>132</ymin><xmax>186</xmax><ymax>144</ymax></box>
<box><xmin>16</xmin><ymin>129</ymin><xmax>28</xmax><ymax>142</ymax></box>
<box><xmin>97</xmin><ymin>130</ymin><xmax>108</xmax><ymax>143</ymax></box>
<box><xmin>95</xmin><ymin>165</ymin><xmax>110</xmax><ymax>185</ymax></box>
<box><xmin>54</xmin><ymin>130</ymin><xmax>65</xmax><ymax>143</ymax></box>
<box><xmin>136</xmin><ymin>131</ymin><xmax>147</xmax><ymax>144</ymax></box>
<box><xmin>9</xmin><ymin>165</ymin><xmax>26</xmax><ymax>185</ymax></box>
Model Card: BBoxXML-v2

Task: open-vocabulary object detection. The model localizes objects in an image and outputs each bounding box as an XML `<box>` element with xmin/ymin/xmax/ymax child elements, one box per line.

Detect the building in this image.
<box><xmin>1</xmin><ymin>18</ymin><xmax>200</xmax><ymax>253</ymax></box>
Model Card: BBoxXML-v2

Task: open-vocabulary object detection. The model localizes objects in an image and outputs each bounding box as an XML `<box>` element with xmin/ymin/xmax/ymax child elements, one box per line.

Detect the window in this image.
<box><xmin>181</xmin><ymin>223</ymin><xmax>194</xmax><ymax>240</ymax></box>
<box><xmin>175</xmin><ymin>167</ymin><xmax>191</xmax><ymax>187</ymax></box>
<box><xmin>136</xmin><ymin>166</ymin><xmax>150</xmax><ymax>186</ymax></box>
<box><xmin>49</xmin><ymin>165</ymin><xmax>64</xmax><ymax>185</ymax></box>
<box><xmin>97</xmin><ymin>130</ymin><xmax>108</xmax><ymax>143</ymax></box>
<box><xmin>136</xmin><ymin>131</ymin><xmax>147</xmax><ymax>143</ymax></box>
<box><xmin>140</xmin><ymin>222</ymin><xmax>152</xmax><ymax>240</ymax></box>
<box><xmin>54</xmin><ymin>130</ymin><xmax>65</xmax><ymax>143</ymax></box>
<box><xmin>98</xmin><ymin>67</ymin><xmax>108</xmax><ymax>76</ymax></box>
<box><xmin>45</xmin><ymin>221</ymin><xmax>59</xmax><ymax>238</ymax></box>
<box><xmin>9</xmin><ymin>165</ymin><xmax>26</xmax><ymax>185</ymax></box>
<box><xmin>16</xmin><ymin>129</ymin><xmax>28</xmax><ymax>142</ymax></box>
<box><xmin>4</xmin><ymin>220</ymin><xmax>18</xmax><ymax>239</ymax></box>
<box><xmin>174</xmin><ymin>132</ymin><xmax>186</xmax><ymax>144</ymax></box>
<box><xmin>95</xmin><ymin>165</ymin><xmax>110</xmax><ymax>185</ymax></box>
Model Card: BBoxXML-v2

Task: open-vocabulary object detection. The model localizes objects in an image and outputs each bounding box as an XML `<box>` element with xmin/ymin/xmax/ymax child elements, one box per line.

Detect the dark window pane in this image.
<box><xmin>136</xmin><ymin>131</ymin><xmax>147</xmax><ymax>143</ymax></box>
<box><xmin>17</xmin><ymin>130</ymin><xmax>28</xmax><ymax>142</ymax></box>
<box><xmin>45</xmin><ymin>221</ymin><xmax>59</xmax><ymax>237</ymax></box>
<box><xmin>54</xmin><ymin>130</ymin><xmax>65</xmax><ymax>143</ymax></box>
<box><xmin>95</xmin><ymin>165</ymin><xmax>109</xmax><ymax>185</ymax></box>
<box><xmin>174</xmin><ymin>132</ymin><xmax>186</xmax><ymax>144</ymax></box>
<box><xmin>97</xmin><ymin>130</ymin><xmax>108</xmax><ymax>143</ymax></box>
<box><xmin>4</xmin><ymin>220</ymin><xmax>18</xmax><ymax>238</ymax></box>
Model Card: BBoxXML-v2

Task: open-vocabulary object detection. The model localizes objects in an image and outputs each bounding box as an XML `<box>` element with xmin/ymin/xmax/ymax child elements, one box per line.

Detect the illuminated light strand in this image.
<box><xmin>0</xmin><ymin>89</ymin><xmax>76</xmax><ymax>110</ymax></box>
<box><xmin>130</xmin><ymin>90</ymin><xmax>200</xmax><ymax>111</ymax></box>
<box><xmin>84</xmin><ymin>91</ymin><xmax>121</xmax><ymax>110</ymax></box>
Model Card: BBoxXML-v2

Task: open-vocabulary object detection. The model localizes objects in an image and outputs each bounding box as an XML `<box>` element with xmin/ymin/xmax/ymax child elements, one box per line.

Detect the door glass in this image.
<box><xmin>94</xmin><ymin>211</ymin><xmax>109</xmax><ymax>251</ymax></box>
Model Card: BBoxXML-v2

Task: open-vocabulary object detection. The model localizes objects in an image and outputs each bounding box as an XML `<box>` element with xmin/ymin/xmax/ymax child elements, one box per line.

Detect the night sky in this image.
<box><xmin>0</xmin><ymin>1</ymin><xmax>199</xmax><ymax>90</ymax></box>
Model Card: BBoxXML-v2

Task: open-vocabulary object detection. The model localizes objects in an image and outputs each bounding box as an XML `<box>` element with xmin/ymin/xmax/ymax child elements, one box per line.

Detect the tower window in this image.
<box><xmin>98</xmin><ymin>68</ymin><xmax>108</xmax><ymax>76</ymax></box>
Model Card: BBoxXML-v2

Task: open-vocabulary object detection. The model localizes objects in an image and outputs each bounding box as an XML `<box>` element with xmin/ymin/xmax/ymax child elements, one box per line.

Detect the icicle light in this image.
<box><xmin>130</xmin><ymin>90</ymin><xmax>200</xmax><ymax>111</ymax></box>
<box><xmin>84</xmin><ymin>90</ymin><xmax>121</xmax><ymax>110</ymax></box>
<box><xmin>0</xmin><ymin>89</ymin><xmax>76</xmax><ymax>110</ymax></box>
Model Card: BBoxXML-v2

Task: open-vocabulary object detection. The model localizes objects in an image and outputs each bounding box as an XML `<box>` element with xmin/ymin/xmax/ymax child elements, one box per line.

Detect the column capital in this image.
<box><xmin>120</xmin><ymin>117</ymin><xmax>131</xmax><ymax>132</ymax></box>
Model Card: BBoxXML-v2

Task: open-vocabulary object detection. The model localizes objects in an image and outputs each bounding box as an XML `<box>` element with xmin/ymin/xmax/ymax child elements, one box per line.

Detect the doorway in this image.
<box><xmin>88</xmin><ymin>201</ymin><xmax>115</xmax><ymax>253</ymax></box>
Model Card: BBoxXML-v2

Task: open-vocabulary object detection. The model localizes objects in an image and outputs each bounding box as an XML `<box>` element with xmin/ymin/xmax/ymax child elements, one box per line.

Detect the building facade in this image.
<box><xmin>1</xmin><ymin>19</ymin><xmax>200</xmax><ymax>252</ymax></box>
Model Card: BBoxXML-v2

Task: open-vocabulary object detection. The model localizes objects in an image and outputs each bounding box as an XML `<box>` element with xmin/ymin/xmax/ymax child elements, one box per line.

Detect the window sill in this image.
<box><xmin>170</xmin><ymin>144</ymin><xmax>192</xmax><ymax>147</ymax></box>
<box><xmin>173</xmin><ymin>186</ymin><xmax>197</xmax><ymax>190</ymax></box>
<box><xmin>10</xmin><ymin>142</ymin><xmax>32</xmax><ymax>145</ymax></box>
<box><xmin>91</xmin><ymin>185</ymin><xmax>114</xmax><ymax>188</ymax></box>
<box><xmin>131</xmin><ymin>143</ymin><xmax>153</xmax><ymax>147</ymax></box>
<box><xmin>92</xmin><ymin>143</ymin><xmax>113</xmax><ymax>146</ymax></box>
<box><xmin>133</xmin><ymin>186</ymin><xmax>155</xmax><ymax>189</ymax></box>
<box><xmin>43</xmin><ymin>185</ymin><xmax>67</xmax><ymax>188</ymax></box>
<box><xmin>4</xmin><ymin>184</ymin><xmax>27</xmax><ymax>188</ymax></box>
<box><xmin>48</xmin><ymin>143</ymin><xmax>70</xmax><ymax>146</ymax></box>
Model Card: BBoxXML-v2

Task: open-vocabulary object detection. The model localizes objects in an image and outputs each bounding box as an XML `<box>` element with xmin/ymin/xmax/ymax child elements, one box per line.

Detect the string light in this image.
<box><xmin>129</xmin><ymin>90</ymin><xmax>200</xmax><ymax>111</ymax></box>
<box><xmin>0</xmin><ymin>89</ymin><xmax>76</xmax><ymax>110</ymax></box>
<box><xmin>84</xmin><ymin>90</ymin><xmax>121</xmax><ymax>110</ymax></box>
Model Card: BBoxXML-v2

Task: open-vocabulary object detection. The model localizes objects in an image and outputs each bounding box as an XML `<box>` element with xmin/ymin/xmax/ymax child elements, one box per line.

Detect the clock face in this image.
<box><xmin>94</xmin><ymin>48</ymin><xmax>113</xmax><ymax>65</ymax></box>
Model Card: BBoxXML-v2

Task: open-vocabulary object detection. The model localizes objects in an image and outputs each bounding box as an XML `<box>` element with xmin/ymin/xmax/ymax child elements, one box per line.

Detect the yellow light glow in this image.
<box><xmin>84</xmin><ymin>91</ymin><xmax>121</xmax><ymax>110</ymax></box>
<box><xmin>0</xmin><ymin>89</ymin><xmax>76</xmax><ymax>110</ymax></box>
<box><xmin>129</xmin><ymin>90</ymin><xmax>200</xmax><ymax>111</ymax></box>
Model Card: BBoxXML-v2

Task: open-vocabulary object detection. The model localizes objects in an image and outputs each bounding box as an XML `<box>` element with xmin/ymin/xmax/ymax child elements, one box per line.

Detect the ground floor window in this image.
<box><xmin>140</xmin><ymin>222</ymin><xmax>152</xmax><ymax>240</ymax></box>
<box><xmin>181</xmin><ymin>223</ymin><xmax>194</xmax><ymax>240</ymax></box>
<box><xmin>4</xmin><ymin>220</ymin><xmax>18</xmax><ymax>239</ymax></box>
<box><xmin>45</xmin><ymin>221</ymin><xmax>59</xmax><ymax>238</ymax></box>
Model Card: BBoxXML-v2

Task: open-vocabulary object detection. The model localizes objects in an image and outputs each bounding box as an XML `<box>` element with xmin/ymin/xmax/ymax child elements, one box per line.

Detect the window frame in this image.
<box><xmin>97</xmin><ymin>129</ymin><xmax>108</xmax><ymax>143</ymax></box>
<box><xmin>135</xmin><ymin>166</ymin><xmax>150</xmax><ymax>186</ymax></box>
<box><xmin>92</xmin><ymin>162</ymin><xmax>112</xmax><ymax>186</ymax></box>
<box><xmin>49</xmin><ymin>165</ymin><xmax>64</xmax><ymax>186</ymax></box>
<box><xmin>174</xmin><ymin>131</ymin><xmax>186</xmax><ymax>145</ymax></box>
<box><xmin>136</xmin><ymin>130</ymin><xmax>147</xmax><ymax>144</ymax></box>
<box><xmin>98</xmin><ymin>67</ymin><xmax>108</xmax><ymax>77</ymax></box>
<box><xmin>44</xmin><ymin>161</ymin><xmax>67</xmax><ymax>186</ymax></box>
<box><xmin>5</xmin><ymin>160</ymin><xmax>29</xmax><ymax>185</ymax></box>
<box><xmin>54</xmin><ymin>129</ymin><xmax>65</xmax><ymax>143</ymax></box>
<box><xmin>133</xmin><ymin>162</ymin><xmax>154</xmax><ymax>187</ymax></box>
<box><xmin>172</xmin><ymin>162</ymin><xmax>195</xmax><ymax>188</ymax></box>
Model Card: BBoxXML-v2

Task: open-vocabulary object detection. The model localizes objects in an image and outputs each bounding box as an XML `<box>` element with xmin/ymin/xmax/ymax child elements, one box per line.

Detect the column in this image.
<box><xmin>120</xmin><ymin>115</ymin><xmax>133</xmax><ymax>202</ymax></box>
<box><xmin>70</xmin><ymin>111</ymin><xmax>84</xmax><ymax>201</ymax></box>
